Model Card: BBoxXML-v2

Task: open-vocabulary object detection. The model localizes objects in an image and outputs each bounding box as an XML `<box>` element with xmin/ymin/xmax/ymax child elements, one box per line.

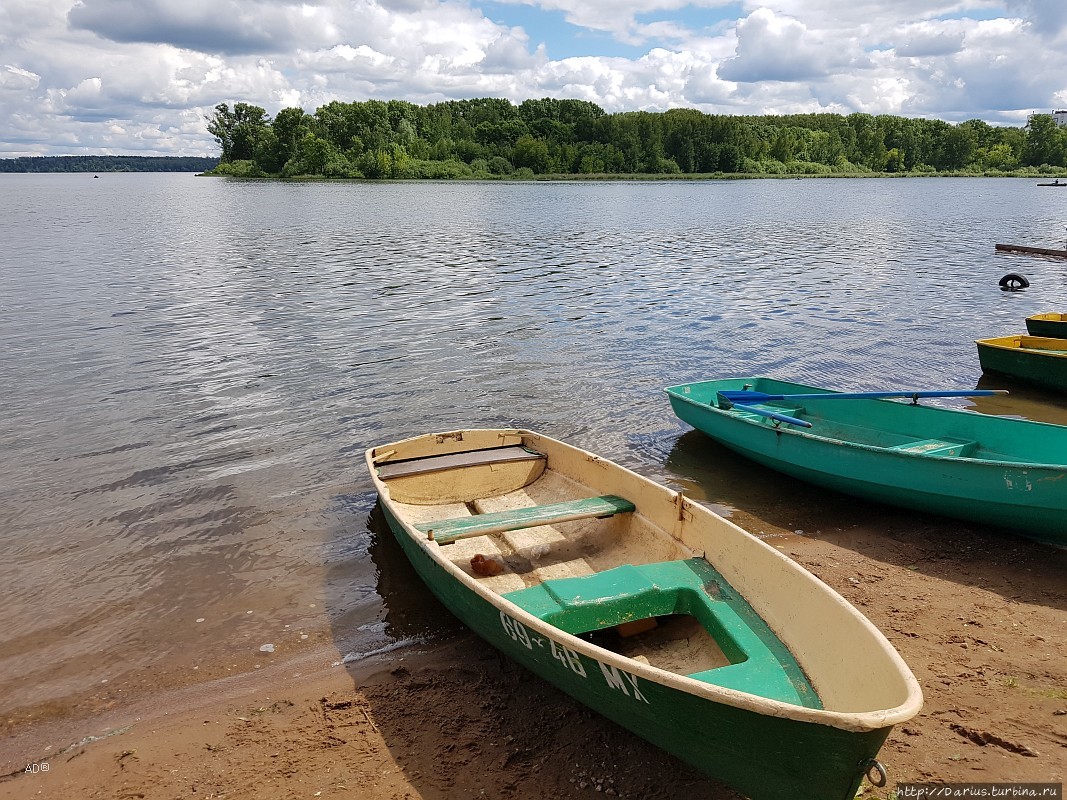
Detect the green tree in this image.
<box><xmin>512</xmin><ymin>135</ymin><xmax>550</xmax><ymax>172</ymax></box>
<box><xmin>1023</xmin><ymin>114</ymin><xmax>1066</xmax><ymax>167</ymax></box>
<box><xmin>207</xmin><ymin>102</ymin><xmax>271</xmax><ymax>162</ymax></box>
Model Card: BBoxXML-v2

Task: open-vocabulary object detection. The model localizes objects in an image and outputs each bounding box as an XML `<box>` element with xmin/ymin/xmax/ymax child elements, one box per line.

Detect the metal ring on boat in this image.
<box><xmin>999</xmin><ymin>273</ymin><xmax>1030</xmax><ymax>290</ymax></box>
<box><xmin>861</xmin><ymin>758</ymin><xmax>888</xmax><ymax>787</ymax></box>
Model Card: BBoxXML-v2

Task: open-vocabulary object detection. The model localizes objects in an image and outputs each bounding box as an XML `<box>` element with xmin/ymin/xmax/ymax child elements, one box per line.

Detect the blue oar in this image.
<box><xmin>717</xmin><ymin>389</ymin><xmax>1007</xmax><ymax>406</ymax></box>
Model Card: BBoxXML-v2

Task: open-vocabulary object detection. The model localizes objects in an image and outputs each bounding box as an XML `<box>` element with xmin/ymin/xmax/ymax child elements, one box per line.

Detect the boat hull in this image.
<box><xmin>368</xmin><ymin>429</ymin><xmax>920</xmax><ymax>800</ymax></box>
<box><xmin>379</xmin><ymin>501</ymin><xmax>890</xmax><ymax>800</ymax></box>
<box><xmin>977</xmin><ymin>335</ymin><xmax>1067</xmax><ymax>391</ymax></box>
<box><xmin>666</xmin><ymin>378</ymin><xmax>1067</xmax><ymax>547</ymax></box>
<box><xmin>1025</xmin><ymin>314</ymin><xmax>1067</xmax><ymax>339</ymax></box>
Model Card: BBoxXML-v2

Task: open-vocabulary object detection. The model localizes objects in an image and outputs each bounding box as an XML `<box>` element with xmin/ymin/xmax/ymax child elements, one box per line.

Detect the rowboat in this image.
<box><xmin>367</xmin><ymin>429</ymin><xmax>921</xmax><ymax>800</ymax></box>
<box><xmin>976</xmin><ymin>334</ymin><xmax>1067</xmax><ymax>391</ymax></box>
<box><xmin>1025</xmin><ymin>313</ymin><xmax>1067</xmax><ymax>338</ymax></box>
<box><xmin>665</xmin><ymin>378</ymin><xmax>1067</xmax><ymax>548</ymax></box>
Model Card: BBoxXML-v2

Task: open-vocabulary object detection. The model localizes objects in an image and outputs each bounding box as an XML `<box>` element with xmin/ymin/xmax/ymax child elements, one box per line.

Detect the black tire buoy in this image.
<box><xmin>999</xmin><ymin>273</ymin><xmax>1030</xmax><ymax>290</ymax></box>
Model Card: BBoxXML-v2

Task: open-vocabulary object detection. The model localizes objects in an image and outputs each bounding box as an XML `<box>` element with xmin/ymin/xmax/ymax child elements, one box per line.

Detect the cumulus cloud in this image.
<box><xmin>894</xmin><ymin>23</ymin><xmax>966</xmax><ymax>58</ymax></box>
<box><xmin>717</xmin><ymin>8</ymin><xmax>849</xmax><ymax>83</ymax></box>
<box><xmin>67</xmin><ymin>0</ymin><xmax>338</xmax><ymax>55</ymax></box>
<box><xmin>1</xmin><ymin>0</ymin><xmax>1067</xmax><ymax>156</ymax></box>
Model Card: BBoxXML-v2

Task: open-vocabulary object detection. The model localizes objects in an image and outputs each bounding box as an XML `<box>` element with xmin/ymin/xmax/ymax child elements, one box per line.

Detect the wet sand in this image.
<box><xmin>3</xmin><ymin>503</ymin><xmax>1064</xmax><ymax>799</ymax></box>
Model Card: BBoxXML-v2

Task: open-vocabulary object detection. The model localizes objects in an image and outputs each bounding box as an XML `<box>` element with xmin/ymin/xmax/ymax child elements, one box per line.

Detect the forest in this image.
<box><xmin>0</xmin><ymin>156</ymin><xmax>220</xmax><ymax>173</ymax></box>
<box><xmin>205</xmin><ymin>98</ymin><xmax>1067</xmax><ymax>180</ymax></box>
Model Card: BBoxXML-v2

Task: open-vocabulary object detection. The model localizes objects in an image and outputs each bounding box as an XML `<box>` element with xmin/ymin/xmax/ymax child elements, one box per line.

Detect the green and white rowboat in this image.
<box><xmin>367</xmin><ymin>429</ymin><xmax>921</xmax><ymax>800</ymax></box>
<box><xmin>665</xmin><ymin>377</ymin><xmax>1067</xmax><ymax>547</ymax></box>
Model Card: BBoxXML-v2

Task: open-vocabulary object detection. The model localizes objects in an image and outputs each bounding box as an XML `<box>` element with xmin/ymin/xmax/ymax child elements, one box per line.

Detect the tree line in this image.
<box><xmin>205</xmin><ymin>97</ymin><xmax>1067</xmax><ymax>179</ymax></box>
<box><xmin>0</xmin><ymin>156</ymin><xmax>220</xmax><ymax>173</ymax></box>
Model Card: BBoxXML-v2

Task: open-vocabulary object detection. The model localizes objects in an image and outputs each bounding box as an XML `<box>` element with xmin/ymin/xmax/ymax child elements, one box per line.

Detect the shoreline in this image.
<box><xmin>3</xmin><ymin>510</ymin><xmax>1064</xmax><ymax>799</ymax></box>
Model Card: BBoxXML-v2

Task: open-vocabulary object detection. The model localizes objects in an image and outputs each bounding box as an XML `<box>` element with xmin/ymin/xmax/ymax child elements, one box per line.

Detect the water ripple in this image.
<box><xmin>3</xmin><ymin>175</ymin><xmax>1067</xmax><ymax>718</ymax></box>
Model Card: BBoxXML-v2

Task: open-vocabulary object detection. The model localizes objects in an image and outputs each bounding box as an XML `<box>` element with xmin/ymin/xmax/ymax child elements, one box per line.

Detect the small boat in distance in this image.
<box><xmin>665</xmin><ymin>377</ymin><xmax>1067</xmax><ymax>547</ymax></box>
<box><xmin>977</xmin><ymin>334</ymin><xmax>1067</xmax><ymax>391</ymax></box>
<box><xmin>1025</xmin><ymin>312</ymin><xmax>1067</xmax><ymax>338</ymax></box>
<box><xmin>1037</xmin><ymin>179</ymin><xmax>1066</xmax><ymax>186</ymax></box>
<box><xmin>367</xmin><ymin>429</ymin><xmax>921</xmax><ymax>800</ymax></box>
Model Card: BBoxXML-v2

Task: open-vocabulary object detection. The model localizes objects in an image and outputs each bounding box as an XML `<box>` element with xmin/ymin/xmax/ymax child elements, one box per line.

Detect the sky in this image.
<box><xmin>2</xmin><ymin>1</ymin><xmax>1067</xmax><ymax>158</ymax></box>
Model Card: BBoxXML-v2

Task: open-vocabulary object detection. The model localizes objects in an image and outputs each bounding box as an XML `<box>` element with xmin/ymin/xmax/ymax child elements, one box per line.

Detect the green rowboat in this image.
<box><xmin>976</xmin><ymin>334</ymin><xmax>1067</xmax><ymax>391</ymax></box>
<box><xmin>665</xmin><ymin>377</ymin><xmax>1067</xmax><ymax>547</ymax></box>
<box><xmin>1025</xmin><ymin>313</ymin><xmax>1067</xmax><ymax>338</ymax></box>
<box><xmin>367</xmin><ymin>429</ymin><xmax>921</xmax><ymax>800</ymax></box>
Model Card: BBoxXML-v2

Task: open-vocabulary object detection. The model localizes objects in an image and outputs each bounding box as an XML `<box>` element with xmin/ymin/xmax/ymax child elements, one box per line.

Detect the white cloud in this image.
<box><xmin>717</xmin><ymin>8</ymin><xmax>849</xmax><ymax>83</ymax></box>
<box><xmin>1</xmin><ymin>0</ymin><xmax>1067</xmax><ymax>157</ymax></box>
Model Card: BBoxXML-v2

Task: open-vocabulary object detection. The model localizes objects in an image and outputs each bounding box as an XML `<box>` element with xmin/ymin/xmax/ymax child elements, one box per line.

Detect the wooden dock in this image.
<box><xmin>995</xmin><ymin>243</ymin><xmax>1067</xmax><ymax>259</ymax></box>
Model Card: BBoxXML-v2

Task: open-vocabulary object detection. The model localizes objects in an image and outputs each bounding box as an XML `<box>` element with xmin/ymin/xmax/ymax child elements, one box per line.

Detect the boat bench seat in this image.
<box><xmin>503</xmin><ymin>559</ymin><xmax>821</xmax><ymax>708</ymax></box>
<box><xmin>416</xmin><ymin>495</ymin><xmax>636</xmax><ymax>545</ymax></box>
<box><xmin>888</xmin><ymin>438</ymin><xmax>978</xmax><ymax>458</ymax></box>
<box><xmin>731</xmin><ymin>406</ymin><xmax>805</xmax><ymax>425</ymax></box>
<box><xmin>376</xmin><ymin>445</ymin><xmax>545</xmax><ymax>480</ymax></box>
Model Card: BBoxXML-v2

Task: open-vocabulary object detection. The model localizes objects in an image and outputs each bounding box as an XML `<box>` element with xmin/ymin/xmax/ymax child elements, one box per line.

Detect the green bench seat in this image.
<box><xmin>503</xmin><ymin>559</ymin><xmax>821</xmax><ymax>708</ymax></box>
<box><xmin>731</xmin><ymin>406</ymin><xmax>805</xmax><ymax>426</ymax></box>
<box><xmin>417</xmin><ymin>495</ymin><xmax>636</xmax><ymax>545</ymax></box>
<box><xmin>888</xmin><ymin>438</ymin><xmax>978</xmax><ymax>457</ymax></box>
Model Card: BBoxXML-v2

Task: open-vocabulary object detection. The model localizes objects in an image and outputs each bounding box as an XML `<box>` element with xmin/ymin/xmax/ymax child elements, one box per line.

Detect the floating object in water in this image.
<box><xmin>999</xmin><ymin>273</ymin><xmax>1030</xmax><ymax>290</ymax></box>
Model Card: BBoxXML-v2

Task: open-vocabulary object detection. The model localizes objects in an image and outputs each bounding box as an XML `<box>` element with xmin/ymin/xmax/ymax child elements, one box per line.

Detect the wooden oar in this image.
<box><xmin>717</xmin><ymin>389</ymin><xmax>1007</xmax><ymax>406</ymax></box>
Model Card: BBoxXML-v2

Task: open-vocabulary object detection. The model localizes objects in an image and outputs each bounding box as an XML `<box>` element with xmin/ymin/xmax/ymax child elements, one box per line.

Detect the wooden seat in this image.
<box><xmin>376</xmin><ymin>445</ymin><xmax>545</xmax><ymax>480</ymax></box>
<box><xmin>417</xmin><ymin>495</ymin><xmax>636</xmax><ymax>544</ymax></box>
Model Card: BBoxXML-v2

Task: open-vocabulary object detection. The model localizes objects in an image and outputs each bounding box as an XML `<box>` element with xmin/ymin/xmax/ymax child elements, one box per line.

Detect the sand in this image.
<box><xmin>2</xmin><ymin>508</ymin><xmax>1065</xmax><ymax>799</ymax></box>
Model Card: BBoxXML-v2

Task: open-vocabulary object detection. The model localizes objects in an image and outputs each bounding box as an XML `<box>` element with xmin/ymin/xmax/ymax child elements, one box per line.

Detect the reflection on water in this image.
<box><xmin>3</xmin><ymin>174</ymin><xmax>1067</xmax><ymax>727</ymax></box>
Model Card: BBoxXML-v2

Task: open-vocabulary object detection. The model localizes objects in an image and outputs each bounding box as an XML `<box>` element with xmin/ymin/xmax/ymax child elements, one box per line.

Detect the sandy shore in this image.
<box><xmin>2</xmin><ymin>507</ymin><xmax>1065</xmax><ymax>799</ymax></box>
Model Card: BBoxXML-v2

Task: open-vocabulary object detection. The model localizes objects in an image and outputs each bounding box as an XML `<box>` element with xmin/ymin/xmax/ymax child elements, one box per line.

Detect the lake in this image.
<box><xmin>3</xmin><ymin>173</ymin><xmax>1067</xmax><ymax>730</ymax></box>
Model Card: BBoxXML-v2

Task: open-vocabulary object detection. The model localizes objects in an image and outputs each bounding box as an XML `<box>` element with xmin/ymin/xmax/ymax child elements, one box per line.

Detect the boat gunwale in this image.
<box><xmin>976</xmin><ymin>335</ymin><xmax>1067</xmax><ymax>358</ymax></box>
<box><xmin>366</xmin><ymin>428</ymin><xmax>922</xmax><ymax>734</ymax></box>
<box><xmin>665</xmin><ymin>385</ymin><xmax>1067</xmax><ymax>472</ymax></box>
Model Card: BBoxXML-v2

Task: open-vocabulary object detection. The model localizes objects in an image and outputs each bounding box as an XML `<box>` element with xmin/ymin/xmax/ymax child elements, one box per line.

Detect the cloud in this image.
<box><xmin>67</xmin><ymin>0</ymin><xmax>337</xmax><ymax>56</ymax></box>
<box><xmin>2</xmin><ymin>0</ymin><xmax>1067</xmax><ymax>156</ymax></box>
<box><xmin>0</xmin><ymin>65</ymin><xmax>41</xmax><ymax>91</ymax></box>
<box><xmin>717</xmin><ymin>8</ymin><xmax>852</xmax><ymax>83</ymax></box>
<box><xmin>894</xmin><ymin>23</ymin><xmax>966</xmax><ymax>58</ymax></box>
<box><xmin>1005</xmin><ymin>0</ymin><xmax>1067</xmax><ymax>39</ymax></box>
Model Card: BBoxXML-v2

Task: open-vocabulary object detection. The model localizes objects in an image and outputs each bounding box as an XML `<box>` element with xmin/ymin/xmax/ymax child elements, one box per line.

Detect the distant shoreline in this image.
<box><xmin>0</xmin><ymin>155</ymin><xmax>219</xmax><ymax>173</ymax></box>
<box><xmin>202</xmin><ymin>169</ymin><xmax>1067</xmax><ymax>182</ymax></box>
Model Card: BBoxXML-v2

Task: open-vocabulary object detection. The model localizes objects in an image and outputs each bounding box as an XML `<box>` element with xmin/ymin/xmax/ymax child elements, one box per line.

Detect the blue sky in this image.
<box><xmin>1</xmin><ymin>0</ymin><xmax>1066</xmax><ymax>157</ymax></box>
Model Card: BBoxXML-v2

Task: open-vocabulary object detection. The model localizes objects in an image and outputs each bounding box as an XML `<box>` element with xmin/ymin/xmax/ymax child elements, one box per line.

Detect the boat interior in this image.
<box><xmin>375</xmin><ymin>441</ymin><xmax>821</xmax><ymax>708</ymax></box>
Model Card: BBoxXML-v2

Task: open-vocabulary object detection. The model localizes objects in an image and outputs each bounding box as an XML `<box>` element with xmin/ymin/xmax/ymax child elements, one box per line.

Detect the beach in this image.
<box><xmin>4</xmin><ymin>503</ymin><xmax>1064</xmax><ymax>800</ymax></box>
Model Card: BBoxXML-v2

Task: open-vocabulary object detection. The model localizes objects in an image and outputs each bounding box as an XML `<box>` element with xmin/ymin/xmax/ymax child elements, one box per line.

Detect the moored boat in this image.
<box><xmin>367</xmin><ymin>429</ymin><xmax>922</xmax><ymax>800</ymax></box>
<box><xmin>1025</xmin><ymin>313</ymin><xmax>1067</xmax><ymax>338</ymax></box>
<box><xmin>976</xmin><ymin>334</ymin><xmax>1067</xmax><ymax>391</ymax></box>
<box><xmin>665</xmin><ymin>378</ymin><xmax>1067</xmax><ymax>547</ymax></box>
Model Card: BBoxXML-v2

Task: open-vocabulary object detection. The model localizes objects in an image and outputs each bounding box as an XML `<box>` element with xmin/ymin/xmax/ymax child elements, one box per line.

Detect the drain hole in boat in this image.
<box><xmin>577</xmin><ymin>614</ymin><xmax>738</xmax><ymax>674</ymax></box>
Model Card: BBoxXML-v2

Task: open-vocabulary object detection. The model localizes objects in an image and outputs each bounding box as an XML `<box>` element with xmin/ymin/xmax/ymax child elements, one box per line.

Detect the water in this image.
<box><xmin>3</xmin><ymin>173</ymin><xmax>1067</xmax><ymax>728</ymax></box>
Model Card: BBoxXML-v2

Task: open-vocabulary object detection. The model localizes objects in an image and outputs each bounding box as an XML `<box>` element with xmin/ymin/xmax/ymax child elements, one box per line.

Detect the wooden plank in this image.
<box><xmin>418</xmin><ymin>495</ymin><xmax>636</xmax><ymax>544</ymax></box>
<box><xmin>995</xmin><ymin>243</ymin><xmax>1067</xmax><ymax>259</ymax></box>
<box><xmin>376</xmin><ymin>445</ymin><xmax>544</xmax><ymax>480</ymax></box>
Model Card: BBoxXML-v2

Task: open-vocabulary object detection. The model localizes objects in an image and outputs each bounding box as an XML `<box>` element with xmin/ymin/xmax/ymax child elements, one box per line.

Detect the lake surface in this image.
<box><xmin>3</xmin><ymin>173</ymin><xmax>1067</xmax><ymax>729</ymax></box>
